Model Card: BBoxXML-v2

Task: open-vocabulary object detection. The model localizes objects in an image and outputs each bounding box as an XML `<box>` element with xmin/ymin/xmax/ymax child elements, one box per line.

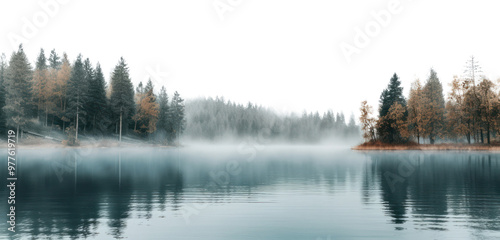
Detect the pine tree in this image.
<box><xmin>82</xmin><ymin>58</ymin><xmax>95</xmax><ymax>132</ymax></box>
<box><xmin>0</xmin><ymin>53</ymin><xmax>7</xmax><ymax>138</ymax></box>
<box><xmin>87</xmin><ymin>63</ymin><xmax>109</xmax><ymax>133</ymax></box>
<box><xmin>4</xmin><ymin>45</ymin><xmax>33</xmax><ymax>141</ymax></box>
<box><xmin>377</xmin><ymin>73</ymin><xmax>407</xmax><ymax>143</ymax></box>
<box><xmin>48</xmin><ymin>49</ymin><xmax>61</xmax><ymax>69</ymax></box>
<box><xmin>422</xmin><ymin>69</ymin><xmax>445</xmax><ymax>144</ymax></box>
<box><xmin>66</xmin><ymin>55</ymin><xmax>88</xmax><ymax>141</ymax></box>
<box><xmin>32</xmin><ymin>48</ymin><xmax>48</xmax><ymax>121</ymax></box>
<box><xmin>156</xmin><ymin>86</ymin><xmax>169</xmax><ymax>144</ymax></box>
<box><xmin>168</xmin><ymin>91</ymin><xmax>185</xmax><ymax>144</ymax></box>
<box><xmin>110</xmin><ymin>57</ymin><xmax>135</xmax><ymax>142</ymax></box>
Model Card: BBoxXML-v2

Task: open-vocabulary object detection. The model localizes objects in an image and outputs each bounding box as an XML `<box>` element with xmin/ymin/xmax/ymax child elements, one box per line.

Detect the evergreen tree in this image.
<box><xmin>156</xmin><ymin>86</ymin><xmax>169</xmax><ymax>144</ymax></box>
<box><xmin>4</xmin><ymin>45</ymin><xmax>33</xmax><ymax>141</ymax></box>
<box><xmin>32</xmin><ymin>48</ymin><xmax>47</xmax><ymax>120</ymax></box>
<box><xmin>110</xmin><ymin>57</ymin><xmax>135</xmax><ymax>141</ymax></box>
<box><xmin>377</xmin><ymin>73</ymin><xmax>407</xmax><ymax>143</ymax></box>
<box><xmin>422</xmin><ymin>69</ymin><xmax>445</xmax><ymax>144</ymax></box>
<box><xmin>82</xmin><ymin>58</ymin><xmax>95</xmax><ymax>132</ymax></box>
<box><xmin>87</xmin><ymin>63</ymin><xmax>108</xmax><ymax>133</ymax></box>
<box><xmin>0</xmin><ymin>54</ymin><xmax>7</xmax><ymax>138</ymax></box>
<box><xmin>169</xmin><ymin>91</ymin><xmax>185</xmax><ymax>143</ymax></box>
<box><xmin>48</xmin><ymin>49</ymin><xmax>61</xmax><ymax>69</ymax></box>
<box><xmin>66</xmin><ymin>55</ymin><xmax>88</xmax><ymax>140</ymax></box>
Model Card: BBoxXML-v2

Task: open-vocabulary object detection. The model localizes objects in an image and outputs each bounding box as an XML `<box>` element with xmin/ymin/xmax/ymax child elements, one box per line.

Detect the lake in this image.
<box><xmin>1</xmin><ymin>146</ymin><xmax>500</xmax><ymax>239</ymax></box>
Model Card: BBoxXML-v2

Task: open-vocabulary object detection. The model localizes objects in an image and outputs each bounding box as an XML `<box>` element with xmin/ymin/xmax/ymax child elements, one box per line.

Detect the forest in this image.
<box><xmin>0</xmin><ymin>45</ymin><xmax>185</xmax><ymax>145</ymax></box>
<box><xmin>0</xmin><ymin>45</ymin><xmax>360</xmax><ymax>145</ymax></box>
<box><xmin>360</xmin><ymin>56</ymin><xmax>499</xmax><ymax>145</ymax></box>
<box><xmin>184</xmin><ymin>97</ymin><xmax>360</xmax><ymax>142</ymax></box>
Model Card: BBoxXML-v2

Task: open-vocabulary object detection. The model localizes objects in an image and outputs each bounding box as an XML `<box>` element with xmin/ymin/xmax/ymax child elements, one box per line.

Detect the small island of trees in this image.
<box><xmin>359</xmin><ymin>56</ymin><xmax>500</xmax><ymax>149</ymax></box>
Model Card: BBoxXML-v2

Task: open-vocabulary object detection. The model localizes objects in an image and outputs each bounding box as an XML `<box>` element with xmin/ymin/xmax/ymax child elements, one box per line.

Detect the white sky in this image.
<box><xmin>1</xmin><ymin>0</ymin><xmax>500</xmax><ymax>118</ymax></box>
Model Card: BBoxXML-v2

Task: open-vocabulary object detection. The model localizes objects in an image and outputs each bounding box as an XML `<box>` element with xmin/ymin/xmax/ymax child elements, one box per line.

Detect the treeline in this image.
<box><xmin>360</xmin><ymin>56</ymin><xmax>499</xmax><ymax>145</ymax></box>
<box><xmin>0</xmin><ymin>45</ymin><xmax>185</xmax><ymax>145</ymax></box>
<box><xmin>185</xmin><ymin>97</ymin><xmax>360</xmax><ymax>142</ymax></box>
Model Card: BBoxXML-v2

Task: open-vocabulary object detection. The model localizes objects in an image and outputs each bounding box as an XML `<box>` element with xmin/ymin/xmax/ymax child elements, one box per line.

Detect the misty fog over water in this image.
<box><xmin>1</xmin><ymin>146</ymin><xmax>499</xmax><ymax>239</ymax></box>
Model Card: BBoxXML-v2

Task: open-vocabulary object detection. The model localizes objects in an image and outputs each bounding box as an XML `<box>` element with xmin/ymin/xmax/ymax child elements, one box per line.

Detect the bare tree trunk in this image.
<box><xmin>16</xmin><ymin>124</ymin><xmax>19</xmax><ymax>143</ymax></box>
<box><xmin>487</xmin><ymin>123</ymin><xmax>491</xmax><ymax>144</ymax></box>
<box><xmin>480</xmin><ymin>129</ymin><xmax>484</xmax><ymax>144</ymax></box>
<box><xmin>76</xmin><ymin>106</ymin><xmax>79</xmax><ymax>141</ymax></box>
<box><xmin>119</xmin><ymin>111</ymin><xmax>122</xmax><ymax>142</ymax></box>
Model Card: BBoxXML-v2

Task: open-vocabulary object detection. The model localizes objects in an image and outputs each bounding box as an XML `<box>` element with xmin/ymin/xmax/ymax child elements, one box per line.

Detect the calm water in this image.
<box><xmin>1</xmin><ymin>146</ymin><xmax>500</xmax><ymax>239</ymax></box>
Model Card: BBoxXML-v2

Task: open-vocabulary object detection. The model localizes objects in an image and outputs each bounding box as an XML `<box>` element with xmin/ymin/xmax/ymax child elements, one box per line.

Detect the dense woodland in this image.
<box><xmin>185</xmin><ymin>97</ymin><xmax>360</xmax><ymax>142</ymax></box>
<box><xmin>360</xmin><ymin>56</ymin><xmax>500</xmax><ymax>145</ymax></box>
<box><xmin>0</xmin><ymin>45</ymin><xmax>360</xmax><ymax>145</ymax></box>
<box><xmin>0</xmin><ymin>45</ymin><xmax>185</xmax><ymax>145</ymax></box>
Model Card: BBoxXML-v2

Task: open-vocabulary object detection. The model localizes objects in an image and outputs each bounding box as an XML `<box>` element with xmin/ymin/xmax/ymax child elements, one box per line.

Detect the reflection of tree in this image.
<box><xmin>106</xmin><ymin>190</ymin><xmax>132</xmax><ymax>239</ymax></box>
<box><xmin>365</xmin><ymin>152</ymin><xmax>500</xmax><ymax>232</ymax></box>
<box><xmin>374</xmin><ymin>155</ymin><xmax>409</xmax><ymax>225</ymax></box>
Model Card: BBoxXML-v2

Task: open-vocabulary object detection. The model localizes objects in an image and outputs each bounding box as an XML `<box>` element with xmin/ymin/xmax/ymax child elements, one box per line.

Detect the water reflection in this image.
<box><xmin>367</xmin><ymin>152</ymin><xmax>500</xmax><ymax>231</ymax></box>
<box><xmin>0</xmin><ymin>148</ymin><xmax>499</xmax><ymax>239</ymax></box>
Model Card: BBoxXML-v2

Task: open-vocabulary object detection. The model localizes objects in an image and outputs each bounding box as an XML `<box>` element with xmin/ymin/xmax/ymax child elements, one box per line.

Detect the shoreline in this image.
<box><xmin>352</xmin><ymin>143</ymin><xmax>500</xmax><ymax>152</ymax></box>
<box><xmin>0</xmin><ymin>139</ymin><xmax>177</xmax><ymax>149</ymax></box>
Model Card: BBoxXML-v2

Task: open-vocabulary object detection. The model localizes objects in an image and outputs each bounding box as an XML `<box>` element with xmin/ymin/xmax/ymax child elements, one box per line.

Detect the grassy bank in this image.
<box><xmin>0</xmin><ymin>137</ymin><xmax>177</xmax><ymax>149</ymax></box>
<box><xmin>352</xmin><ymin>141</ymin><xmax>500</xmax><ymax>151</ymax></box>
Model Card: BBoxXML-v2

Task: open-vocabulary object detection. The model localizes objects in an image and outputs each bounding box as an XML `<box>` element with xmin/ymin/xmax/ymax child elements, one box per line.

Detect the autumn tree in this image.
<box><xmin>55</xmin><ymin>53</ymin><xmax>71</xmax><ymax>131</ymax></box>
<box><xmin>359</xmin><ymin>100</ymin><xmax>376</xmax><ymax>142</ymax></box>
<box><xmin>387</xmin><ymin>102</ymin><xmax>409</xmax><ymax>141</ymax></box>
<box><xmin>407</xmin><ymin>79</ymin><xmax>425</xmax><ymax>143</ymax></box>
<box><xmin>33</xmin><ymin>48</ymin><xmax>56</xmax><ymax>126</ymax></box>
<box><xmin>421</xmin><ymin>69</ymin><xmax>445</xmax><ymax>144</ymax></box>
<box><xmin>445</xmin><ymin>76</ymin><xmax>472</xmax><ymax>143</ymax></box>
<box><xmin>133</xmin><ymin>79</ymin><xmax>159</xmax><ymax>135</ymax></box>
<box><xmin>477</xmin><ymin>79</ymin><xmax>499</xmax><ymax>144</ymax></box>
